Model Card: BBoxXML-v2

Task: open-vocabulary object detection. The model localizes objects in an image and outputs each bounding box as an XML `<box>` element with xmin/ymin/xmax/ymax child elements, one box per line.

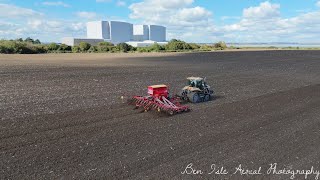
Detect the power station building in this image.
<box><xmin>62</xmin><ymin>21</ymin><xmax>167</xmax><ymax>47</ymax></box>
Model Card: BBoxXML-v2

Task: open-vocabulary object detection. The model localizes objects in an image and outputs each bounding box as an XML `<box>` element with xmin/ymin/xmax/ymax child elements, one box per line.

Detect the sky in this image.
<box><xmin>1</xmin><ymin>0</ymin><xmax>320</xmax><ymax>43</ymax></box>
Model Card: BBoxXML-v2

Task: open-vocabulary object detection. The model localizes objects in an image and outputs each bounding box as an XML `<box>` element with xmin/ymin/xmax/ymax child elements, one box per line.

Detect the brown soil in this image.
<box><xmin>1</xmin><ymin>51</ymin><xmax>320</xmax><ymax>179</ymax></box>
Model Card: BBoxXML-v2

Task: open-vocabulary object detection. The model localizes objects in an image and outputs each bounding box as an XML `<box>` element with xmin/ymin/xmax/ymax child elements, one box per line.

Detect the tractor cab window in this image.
<box><xmin>189</xmin><ymin>80</ymin><xmax>196</xmax><ymax>87</ymax></box>
<box><xmin>188</xmin><ymin>78</ymin><xmax>205</xmax><ymax>90</ymax></box>
<box><xmin>197</xmin><ymin>80</ymin><xmax>204</xmax><ymax>90</ymax></box>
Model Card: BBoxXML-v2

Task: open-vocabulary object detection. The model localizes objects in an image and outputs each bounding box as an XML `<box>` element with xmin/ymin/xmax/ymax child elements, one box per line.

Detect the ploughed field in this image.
<box><xmin>1</xmin><ymin>51</ymin><xmax>320</xmax><ymax>179</ymax></box>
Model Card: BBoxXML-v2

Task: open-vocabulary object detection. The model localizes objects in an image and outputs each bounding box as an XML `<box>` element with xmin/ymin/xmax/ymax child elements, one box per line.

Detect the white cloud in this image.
<box><xmin>316</xmin><ymin>1</ymin><xmax>320</xmax><ymax>7</ymax></box>
<box><xmin>0</xmin><ymin>19</ymin><xmax>86</xmax><ymax>42</ymax></box>
<box><xmin>116</xmin><ymin>1</ymin><xmax>126</xmax><ymax>7</ymax></box>
<box><xmin>76</xmin><ymin>11</ymin><xmax>97</xmax><ymax>19</ymax></box>
<box><xmin>42</xmin><ymin>1</ymin><xmax>70</xmax><ymax>7</ymax></box>
<box><xmin>129</xmin><ymin>0</ymin><xmax>214</xmax><ymax>42</ymax></box>
<box><xmin>27</xmin><ymin>19</ymin><xmax>42</xmax><ymax>29</ymax></box>
<box><xmin>0</xmin><ymin>21</ymin><xmax>19</xmax><ymax>35</ymax></box>
<box><xmin>97</xmin><ymin>0</ymin><xmax>125</xmax><ymax>7</ymax></box>
<box><xmin>175</xmin><ymin>7</ymin><xmax>212</xmax><ymax>21</ymax></box>
<box><xmin>7</xmin><ymin>19</ymin><xmax>85</xmax><ymax>40</ymax></box>
<box><xmin>129</xmin><ymin>0</ymin><xmax>195</xmax><ymax>20</ymax></box>
<box><xmin>2</xmin><ymin>1</ymin><xmax>320</xmax><ymax>43</ymax></box>
<box><xmin>0</xmin><ymin>3</ymin><xmax>85</xmax><ymax>42</ymax></box>
<box><xmin>0</xmin><ymin>3</ymin><xmax>43</xmax><ymax>18</ymax></box>
<box><xmin>220</xmin><ymin>1</ymin><xmax>320</xmax><ymax>43</ymax></box>
<box><xmin>221</xmin><ymin>2</ymin><xmax>288</xmax><ymax>42</ymax></box>
<box><xmin>243</xmin><ymin>1</ymin><xmax>280</xmax><ymax>19</ymax></box>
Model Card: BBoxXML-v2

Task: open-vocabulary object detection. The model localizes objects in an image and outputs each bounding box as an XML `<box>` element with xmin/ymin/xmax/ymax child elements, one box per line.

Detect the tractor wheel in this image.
<box><xmin>188</xmin><ymin>92</ymin><xmax>200</xmax><ymax>103</ymax></box>
<box><xmin>178</xmin><ymin>90</ymin><xmax>188</xmax><ymax>101</ymax></box>
<box><xmin>204</xmin><ymin>94</ymin><xmax>211</xmax><ymax>102</ymax></box>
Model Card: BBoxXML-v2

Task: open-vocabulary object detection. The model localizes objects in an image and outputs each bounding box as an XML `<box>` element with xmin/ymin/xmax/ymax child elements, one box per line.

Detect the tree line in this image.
<box><xmin>0</xmin><ymin>38</ymin><xmax>228</xmax><ymax>54</ymax></box>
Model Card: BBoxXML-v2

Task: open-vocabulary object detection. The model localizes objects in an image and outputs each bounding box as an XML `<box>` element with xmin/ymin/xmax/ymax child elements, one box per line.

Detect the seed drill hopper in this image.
<box><xmin>130</xmin><ymin>84</ymin><xmax>190</xmax><ymax>115</ymax></box>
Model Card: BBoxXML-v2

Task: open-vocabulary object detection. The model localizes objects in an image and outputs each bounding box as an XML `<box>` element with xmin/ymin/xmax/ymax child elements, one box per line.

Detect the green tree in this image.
<box><xmin>0</xmin><ymin>39</ymin><xmax>46</xmax><ymax>54</ymax></box>
<box><xmin>32</xmin><ymin>44</ymin><xmax>47</xmax><ymax>53</ymax></box>
<box><xmin>182</xmin><ymin>43</ymin><xmax>192</xmax><ymax>50</ymax></box>
<box><xmin>117</xmin><ymin>43</ymin><xmax>133</xmax><ymax>52</ymax></box>
<box><xmin>6</xmin><ymin>41</ymin><xmax>36</xmax><ymax>54</ymax></box>
<box><xmin>78</xmin><ymin>42</ymin><xmax>91</xmax><ymax>52</ymax></box>
<box><xmin>200</xmin><ymin>45</ymin><xmax>213</xmax><ymax>51</ymax></box>
<box><xmin>149</xmin><ymin>43</ymin><xmax>165</xmax><ymax>52</ymax></box>
<box><xmin>58</xmin><ymin>44</ymin><xmax>72</xmax><ymax>52</ymax></box>
<box><xmin>88</xmin><ymin>46</ymin><xmax>97</xmax><ymax>53</ymax></box>
<box><xmin>189</xmin><ymin>43</ymin><xmax>201</xmax><ymax>49</ymax></box>
<box><xmin>0</xmin><ymin>43</ymin><xmax>7</xmax><ymax>53</ymax></box>
<box><xmin>96</xmin><ymin>42</ymin><xmax>113</xmax><ymax>52</ymax></box>
<box><xmin>165</xmin><ymin>39</ymin><xmax>192</xmax><ymax>51</ymax></box>
<box><xmin>25</xmin><ymin>37</ymin><xmax>34</xmax><ymax>44</ymax></box>
<box><xmin>47</xmin><ymin>43</ymin><xmax>60</xmax><ymax>51</ymax></box>
<box><xmin>137</xmin><ymin>47</ymin><xmax>150</xmax><ymax>52</ymax></box>
<box><xmin>214</xmin><ymin>41</ymin><xmax>227</xmax><ymax>50</ymax></box>
<box><xmin>72</xmin><ymin>46</ymin><xmax>80</xmax><ymax>53</ymax></box>
<box><xmin>34</xmin><ymin>39</ymin><xmax>41</xmax><ymax>44</ymax></box>
<box><xmin>100</xmin><ymin>42</ymin><xmax>113</xmax><ymax>46</ymax></box>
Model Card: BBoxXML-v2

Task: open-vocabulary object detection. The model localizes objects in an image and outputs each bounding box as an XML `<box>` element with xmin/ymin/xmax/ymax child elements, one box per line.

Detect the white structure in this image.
<box><xmin>133</xmin><ymin>25</ymin><xmax>149</xmax><ymax>41</ymax></box>
<box><xmin>149</xmin><ymin>25</ymin><xmax>166</xmax><ymax>42</ymax></box>
<box><xmin>133</xmin><ymin>25</ymin><xmax>166</xmax><ymax>42</ymax></box>
<box><xmin>61</xmin><ymin>37</ymin><xmax>104</xmax><ymax>46</ymax></box>
<box><xmin>87</xmin><ymin>21</ymin><xmax>110</xmax><ymax>39</ymax></box>
<box><xmin>126</xmin><ymin>40</ymin><xmax>168</xmax><ymax>48</ymax></box>
<box><xmin>62</xmin><ymin>20</ymin><xmax>167</xmax><ymax>47</ymax></box>
<box><xmin>86</xmin><ymin>21</ymin><xmax>133</xmax><ymax>44</ymax></box>
<box><xmin>109</xmin><ymin>21</ymin><xmax>133</xmax><ymax>44</ymax></box>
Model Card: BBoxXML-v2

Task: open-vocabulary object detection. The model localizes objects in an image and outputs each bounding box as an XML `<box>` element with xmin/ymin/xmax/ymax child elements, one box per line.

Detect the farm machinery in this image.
<box><xmin>130</xmin><ymin>84</ymin><xmax>190</xmax><ymax>115</ymax></box>
<box><xmin>177</xmin><ymin>77</ymin><xmax>214</xmax><ymax>103</ymax></box>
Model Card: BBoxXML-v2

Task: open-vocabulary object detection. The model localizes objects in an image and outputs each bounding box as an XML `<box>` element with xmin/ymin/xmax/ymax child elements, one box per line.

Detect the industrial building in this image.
<box><xmin>61</xmin><ymin>37</ymin><xmax>104</xmax><ymax>46</ymax></box>
<box><xmin>86</xmin><ymin>21</ymin><xmax>110</xmax><ymax>39</ymax></box>
<box><xmin>149</xmin><ymin>25</ymin><xmax>166</xmax><ymax>42</ymax></box>
<box><xmin>133</xmin><ymin>25</ymin><xmax>149</xmax><ymax>41</ymax></box>
<box><xmin>62</xmin><ymin>21</ymin><xmax>167</xmax><ymax>47</ymax></box>
<box><xmin>126</xmin><ymin>40</ymin><xmax>168</xmax><ymax>47</ymax></box>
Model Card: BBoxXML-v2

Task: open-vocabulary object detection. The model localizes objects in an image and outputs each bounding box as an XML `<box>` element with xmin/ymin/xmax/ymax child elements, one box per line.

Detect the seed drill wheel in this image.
<box><xmin>188</xmin><ymin>92</ymin><xmax>201</xmax><ymax>103</ymax></box>
<box><xmin>168</xmin><ymin>110</ymin><xmax>175</xmax><ymax>116</ymax></box>
<box><xmin>128</xmin><ymin>98</ymin><xmax>135</xmax><ymax>105</ymax></box>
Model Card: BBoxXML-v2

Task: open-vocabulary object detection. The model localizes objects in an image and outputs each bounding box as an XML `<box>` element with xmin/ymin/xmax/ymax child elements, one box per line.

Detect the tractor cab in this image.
<box><xmin>178</xmin><ymin>77</ymin><xmax>214</xmax><ymax>103</ymax></box>
<box><xmin>187</xmin><ymin>77</ymin><xmax>205</xmax><ymax>90</ymax></box>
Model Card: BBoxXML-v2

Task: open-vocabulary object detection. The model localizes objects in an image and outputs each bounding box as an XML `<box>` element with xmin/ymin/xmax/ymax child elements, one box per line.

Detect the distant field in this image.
<box><xmin>233</xmin><ymin>46</ymin><xmax>320</xmax><ymax>50</ymax></box>
<box><xmin>1</xmin><ymin>51</ymin><xmax>320</xmax><ymax>179</ymax></box>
